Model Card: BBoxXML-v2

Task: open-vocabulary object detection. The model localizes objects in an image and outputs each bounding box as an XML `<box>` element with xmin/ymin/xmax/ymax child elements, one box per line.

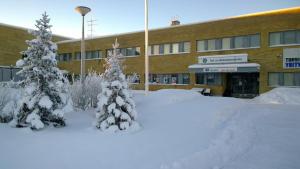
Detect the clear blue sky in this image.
<box><xmin>0</xmin><ymin>0</ymin><xmax>299</xmax><ymax>38</ymax></box>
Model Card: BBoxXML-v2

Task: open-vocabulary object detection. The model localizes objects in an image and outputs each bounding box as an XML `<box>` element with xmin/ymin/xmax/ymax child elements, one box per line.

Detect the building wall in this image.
<box><xmin>0</xmin><ymin>24</ymin><xmax>70</xmax><ymax>67</ymax></box>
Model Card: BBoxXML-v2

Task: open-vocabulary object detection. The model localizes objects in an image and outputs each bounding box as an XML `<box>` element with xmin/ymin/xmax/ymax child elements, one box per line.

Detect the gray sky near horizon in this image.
<box><xmin>0</xmin><ymin>0</ymin><xmax>299</xmax><ymax>38</ymax></box>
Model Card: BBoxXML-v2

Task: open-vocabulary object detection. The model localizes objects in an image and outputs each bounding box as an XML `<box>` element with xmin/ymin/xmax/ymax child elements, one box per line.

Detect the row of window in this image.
<box><xmin>270</xmin><ymin>30</ymin><xmax>300</xmax><ymax>46</ymax></box>
<box><xmin>58</xmin><ymin>47</ymin><xmax>141</xmax><ymax>62</ymax></box>
<box><xmin>57</xmin><ymin>29</ymin><xmax>300</xmax><ymax>62</ymax></box>
<box><xmin>127</xmin><ymin>73</ymin><xmax>222</xmax><ymax>85</ymax></box>
<box><xmin>268</xmin><ymin>72</ymin><xmax>300</xmax><ymax>87</ymax></box>
<box><xmin>0</xmin><ymin>67</ymin><xmax>22</xmax><ymax>82</ymax></box>
<box><xmin>149</xmin><ymin>73</ymin><xmax>190</xmax><ymax>84</ymax></box>
<box><xmin>148</xmin><ymin>42</ymin><xmax>191</xmax><ymax>56</ymax></box>
<box><xmin>107</xmin><ymin>47</ymin><xmax>141</xmax><ymax>57</ymax></box>
<box><xmin>127</xmin><ymin>72</ymin><xmax>300</xmax><ymax>87</ymax></box>
<box><xmin>197</xmin><ymin>34</ymin><xmax>260</xmax><ymax>52</ymax></box>
<box><xmin>74</xmin><ymin>50</ymin><xmax>103</xmax><ymax>60</ymax></box>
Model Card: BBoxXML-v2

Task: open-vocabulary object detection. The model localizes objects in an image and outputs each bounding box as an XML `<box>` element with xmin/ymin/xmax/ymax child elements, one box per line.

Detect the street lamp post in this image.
<box><xmin>144</xmin><ymin>0</ymin><xmax>149</xmax><ymax>95</ymax></box>
<box><xmin>75</xmin><ymin>6</ymin><xmax>91</xmax><ymax>83</ymax></box>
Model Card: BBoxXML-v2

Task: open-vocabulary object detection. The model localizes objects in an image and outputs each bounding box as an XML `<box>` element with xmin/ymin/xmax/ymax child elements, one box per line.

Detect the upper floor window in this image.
<box><xmin>107</xmin><ymin>47</ymin><xmax>140</xmax><ymax>57</ymax></box>
<box><xmin>269</xmin><ymin>30</ymin><xmax>300</xmax><ymax>46</ymax></box>
<box><xmin>74</xmin><ymin>50</ymin><xmax>102</xmax><ymax>60</ymax></box>
<box><xmin>57</xmin><ymin>53</ymin><xmax>72</xmax><ymax>62</ymax></box>
<box><xmin>197</xmin><ymin>34</ymin><xmax>260</xmax><ymax>52</ymax></box>
<box><xmin>149</xmin><ymin>42</ymin><xmax>190</xmax><ymax>56</ymax></box>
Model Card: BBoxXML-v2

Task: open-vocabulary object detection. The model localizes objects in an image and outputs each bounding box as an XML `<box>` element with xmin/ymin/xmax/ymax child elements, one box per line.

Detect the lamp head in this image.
<box><xmin>75</xmin><ymin>6</ymin><xmax>91</xmax><ymax>16</ymax></box>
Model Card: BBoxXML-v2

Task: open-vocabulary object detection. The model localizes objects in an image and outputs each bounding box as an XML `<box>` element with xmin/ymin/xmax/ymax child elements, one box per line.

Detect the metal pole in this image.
<box><xmin>145</xmin><ymin>0</ymin><xmax>149</xmax><ymax>95</ymax></box>
<box><xmin>80</xmin><ymin>15</ymin><xmax>86</xmax><ymax>83</ymax></box>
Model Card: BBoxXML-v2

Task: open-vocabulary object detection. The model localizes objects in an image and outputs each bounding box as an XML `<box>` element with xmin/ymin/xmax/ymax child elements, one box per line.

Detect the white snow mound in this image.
<box><xmin>255</xmin><ymin>87</ymin><xmax>300</xmax><ymax>105</ymax></box>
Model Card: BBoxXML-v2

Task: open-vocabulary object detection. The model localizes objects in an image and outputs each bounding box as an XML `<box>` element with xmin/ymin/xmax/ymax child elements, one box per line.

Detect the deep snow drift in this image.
<box><xmin>0</xmin><ymin>88</ymin><xmax>300</xmax><ymax>169</ymax></box>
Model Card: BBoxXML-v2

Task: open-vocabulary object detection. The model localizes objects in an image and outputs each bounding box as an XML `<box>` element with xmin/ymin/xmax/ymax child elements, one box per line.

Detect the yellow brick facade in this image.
<box><xmin>0</xmin><ymin>24</ymin><xmax>70</xmax><ymax>66</ymax></box>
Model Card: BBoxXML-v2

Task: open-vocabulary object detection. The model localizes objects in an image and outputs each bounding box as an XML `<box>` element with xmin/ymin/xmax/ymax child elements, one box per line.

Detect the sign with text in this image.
<box><xmin>283</xmin><ymin>48</ymin><xmax>300</xmax><ymax>69</ymax></box>
<box><xmin>203</xmin><ymin>67</ymin><xmax>238</xmax><ymax>72</ymax></box>
<box><xmin>198</xmin><ymin>54</ymin><xmax>248</xmax><ymax>64</ymax></box>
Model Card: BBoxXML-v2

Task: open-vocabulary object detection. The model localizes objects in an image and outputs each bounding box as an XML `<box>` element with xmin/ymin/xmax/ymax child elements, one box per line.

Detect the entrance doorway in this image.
<box><xmin>224</xmin><ymin>73</ymin><xmax>259</xmax><ymax>98</ymax></box>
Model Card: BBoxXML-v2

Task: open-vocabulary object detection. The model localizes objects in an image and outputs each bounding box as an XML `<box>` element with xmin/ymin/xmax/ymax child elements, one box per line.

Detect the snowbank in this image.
<box><xmin>255</xmin><ymin>87</ymin><xmax>300</xmax><ymax>105</ymax></box>
<box><xmin>1</xmin><ymin>89</ymin><xmax>300</xmax><ymax>169</ymax></box>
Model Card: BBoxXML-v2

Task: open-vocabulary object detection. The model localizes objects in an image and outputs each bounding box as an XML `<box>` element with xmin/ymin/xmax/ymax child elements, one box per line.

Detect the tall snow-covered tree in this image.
<box><xmin>96</xmin><ymin>39</ymin><xmax>137</xmax><ymax>131</ymax></box>
<box><xmin>12</xmin><ymin>12</ymin><xmax>72</xmax><ymax>130</ymax></box>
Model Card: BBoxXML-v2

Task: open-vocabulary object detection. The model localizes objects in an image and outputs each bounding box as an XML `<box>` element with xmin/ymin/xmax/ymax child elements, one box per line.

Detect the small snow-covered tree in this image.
<box><xmin>12</xmin><ymin>12</ymin><xmax>72</xmax><ymax>130</ymax></box>
<box><xmin>96</xmin><ymin>39</ymin><xmax>137</xmax><ymax>131</ymax></box>
<box><xmin>70</xmin><ymin>70</ymin><xmax>103</xmax><ymax>109</ymax></box>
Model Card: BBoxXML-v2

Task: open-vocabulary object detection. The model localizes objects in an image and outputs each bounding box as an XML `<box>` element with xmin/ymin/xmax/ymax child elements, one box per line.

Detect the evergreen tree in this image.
<box><xmin>12</xmin><ymin>12</ymin><xmax>72</xmax><ymax>130</ymax></box>
<box><xmin>96</xmin><ymin>39</ymin><xmax>137</xmax><ymax>131</ymax></box>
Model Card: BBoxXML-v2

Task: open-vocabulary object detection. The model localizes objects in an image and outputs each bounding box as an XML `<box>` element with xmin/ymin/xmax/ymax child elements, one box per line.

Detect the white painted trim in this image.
<box><xmin>149</xmin><ymin>52</ymin><xmax>190</xmax><ymax>56</ymax></box>
<box><xmin>197</xmin><ymin>47</ymin><xmax>260</xmax><ymax>53</ymax></box>
<box><xmin>149</xmin><ymin>83</ymin><xmax>189</xmax><ymax>86</ymax></box>
<box><xmin>269</xmin><ymin>44</ymin><xmax>300</xmax><ymax>48</ymax></box>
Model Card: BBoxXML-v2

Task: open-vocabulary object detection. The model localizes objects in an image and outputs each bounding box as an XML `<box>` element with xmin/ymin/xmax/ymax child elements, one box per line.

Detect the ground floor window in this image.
<box><xmin>0</xmin><ymin>67</ymin><xmax>22</xmax><ymax>82</ymax></box>
<box><xmin>195</xmin><ymin>73</ymin><xmax>222</xmax><ymax>85</ymax></box>
<box><xmin>268</xmin><ymin>72</ymin><xmax>300</xmax><ymax>87</ymax></box>
<box><xmin>149</xmin><ymin>73</ymin><xmax>190</xmax><ymax>85</ymax></box>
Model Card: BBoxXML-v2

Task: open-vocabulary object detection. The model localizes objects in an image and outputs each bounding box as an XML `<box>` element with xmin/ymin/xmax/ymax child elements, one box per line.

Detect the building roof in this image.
<box><xmin>57</xmin><ymin>6</ymin><xmax>300</xmax><ymax>44</ymax></box>
<box><xmin>0</xmin><ymin>22</ymin><xmax>73</xmax><ymax>40</ymax></box>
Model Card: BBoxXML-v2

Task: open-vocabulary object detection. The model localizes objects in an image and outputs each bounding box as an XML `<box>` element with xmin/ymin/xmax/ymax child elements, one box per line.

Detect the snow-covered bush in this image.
<box><xmin>69</xmin><ymin>71</ymin><xmax>103</xmax><ymax>109</ymax></box>
<box><xmin>0</xmin><ymin>82</ymin><xmax>23</xmax><ymax>123</ymax></box>
<box><xmin>96</xmin><ymin>39</ymin><xmax>137</xmax><ymax>131</ymax></box>
<box><xmin>11</xmin><ymin>13</ymin><xmax>72</xmax><ymax>130</ymax></box>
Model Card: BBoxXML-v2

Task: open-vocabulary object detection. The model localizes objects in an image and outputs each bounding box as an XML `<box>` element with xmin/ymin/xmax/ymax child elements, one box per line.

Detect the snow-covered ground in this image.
<box><xmin>0</xmin><ymin>88</ymin><xmax>300</xmax><ymax>169</ymax></box>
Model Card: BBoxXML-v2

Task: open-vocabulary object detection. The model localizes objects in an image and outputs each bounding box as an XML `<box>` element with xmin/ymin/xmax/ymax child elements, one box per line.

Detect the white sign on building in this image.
<box><xmin>198</xmin><ymin>54</ymin><xmax>248</xmax><ymax>64</ymax></box>
<box><xmin>283</xmin><ymin>48</ymin><xmax>300</xmax><ymax>69</ymax></box>
<box><xmin>203</xmin><ymin>67</ymin><xmax>238</xmax><ymax>72</ymax></box>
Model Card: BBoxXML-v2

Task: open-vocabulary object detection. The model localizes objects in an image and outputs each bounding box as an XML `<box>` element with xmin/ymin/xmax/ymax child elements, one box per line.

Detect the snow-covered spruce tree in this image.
<box><xmin>96</xmin><ymin>39</ymin><xmax>137</xmax><ymax>131</ymax></box>
<box><xmin>12</xmin><ymin>12</ymin><xmax>72</xmax><ymax>130</ymax></box>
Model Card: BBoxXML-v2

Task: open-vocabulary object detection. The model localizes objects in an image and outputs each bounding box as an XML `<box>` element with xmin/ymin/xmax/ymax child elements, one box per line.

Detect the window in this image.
<box><xmin>107</xmin><ymin>47</ymin><xmax>140</xmax><ymax>57</ymax></box>
<box><xmin>159</xmin><ymin>44</ymin><xmax>164</xmax><ymax>55</ymax></box>
<box><xmin>268</xmin><ymin>72</ymin><xmax>300</xmax><ymax>86</ymax></box>
<box><xmin>250</xmin><ymin>34</ymin><xmax>260</xmax><ymax>47</ymax></box>
<box><xmin>149</xmin><ymin>73</ymin><xmax>190</xmax><ymax>84</ymax></box>
<box><xmin>86</xmin><ymin>51</ymin><xmax>102</xmax><ymax>60</ymax></box>
<box><xmin>57</xmin><ymin>53</ymin><xmax>72</xmax><ymax>62</ymax></box>
<box><xmin>153</xmin><ymin>45</ymin><xmax>159</xmax><ymax>55</ymax></box>
<box><xmin>75</xmin><ymin>51</ymin><xmax>102</xmax><ymax>60</ymax></box>
<box><xmin>183</xmin><ymin>42</ymin><xmax>191</xmax><ymax>53</ymax></box>
<box><xmin>207</xmin><ymin>39</ymin><xmax>216</xmax><ymax>51</ymax></box>
<box><xmin>234</xmin><ymin>36</ymin><xmax>244</xmax><ymax>48</ymax></box>
<box><xmin>197</xmin><ymin>40</ymin><xmax>205</xmax><ymax>51</ymax></box>
<box><xmin>164</xmin><ymin>44</ymin><xmax>171</xmax><ymax>54</ymax></box>
<box><xmin>195</xmin><ymin>73</ymin><xmax>222</xmax><ymax>85</ymax></box>
<box><xmin>0</xmin><ymin>67</ymin><xmax>22</xmax><ymax>82</ymax></box>
<box><xmin>172</xmin><ymin>43</ymin><xmax>179</xmax><ymax>54</ymax></box>
<box><xmin>149</xmin><ymin>42</ymin><xmax>190</xmax><ymax>55</ymax></box>
<box><xmin>222</xmin><ymin>38</ymin><xmax>231</xmax><ymax>50</ymax></box>
<box><xmin>269</xmin><ymin>30</ymin><xmax>300</xmax><ymax>46</ymax></box>
<box><xmin>75</xmin><ymin>52</ymin><xmax>81</xmax><ymax>60</ymax></box>
<box><xmin>215</xmin><ymin>39</ymin><xmax>222</xmax><ymax>50</ymax></box>
<box><xmin>270</xmin><ymin>32</ymin><xmax>281</xmax><ymax>46</ymax></box>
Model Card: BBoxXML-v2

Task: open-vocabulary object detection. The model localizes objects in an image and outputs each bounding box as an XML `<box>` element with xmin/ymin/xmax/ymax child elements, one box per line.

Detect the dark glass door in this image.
<box><xmin>226</xmin><ymin>73</ymin><xmax>259</xmax><ymax>98</ymax></box>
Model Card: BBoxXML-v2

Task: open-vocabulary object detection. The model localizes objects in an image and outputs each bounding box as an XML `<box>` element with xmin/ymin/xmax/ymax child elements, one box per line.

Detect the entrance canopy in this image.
<box><xmin>188</xmin><ymin>63</ymin><xmax>260</xmax><ymax>73</ymax></box>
